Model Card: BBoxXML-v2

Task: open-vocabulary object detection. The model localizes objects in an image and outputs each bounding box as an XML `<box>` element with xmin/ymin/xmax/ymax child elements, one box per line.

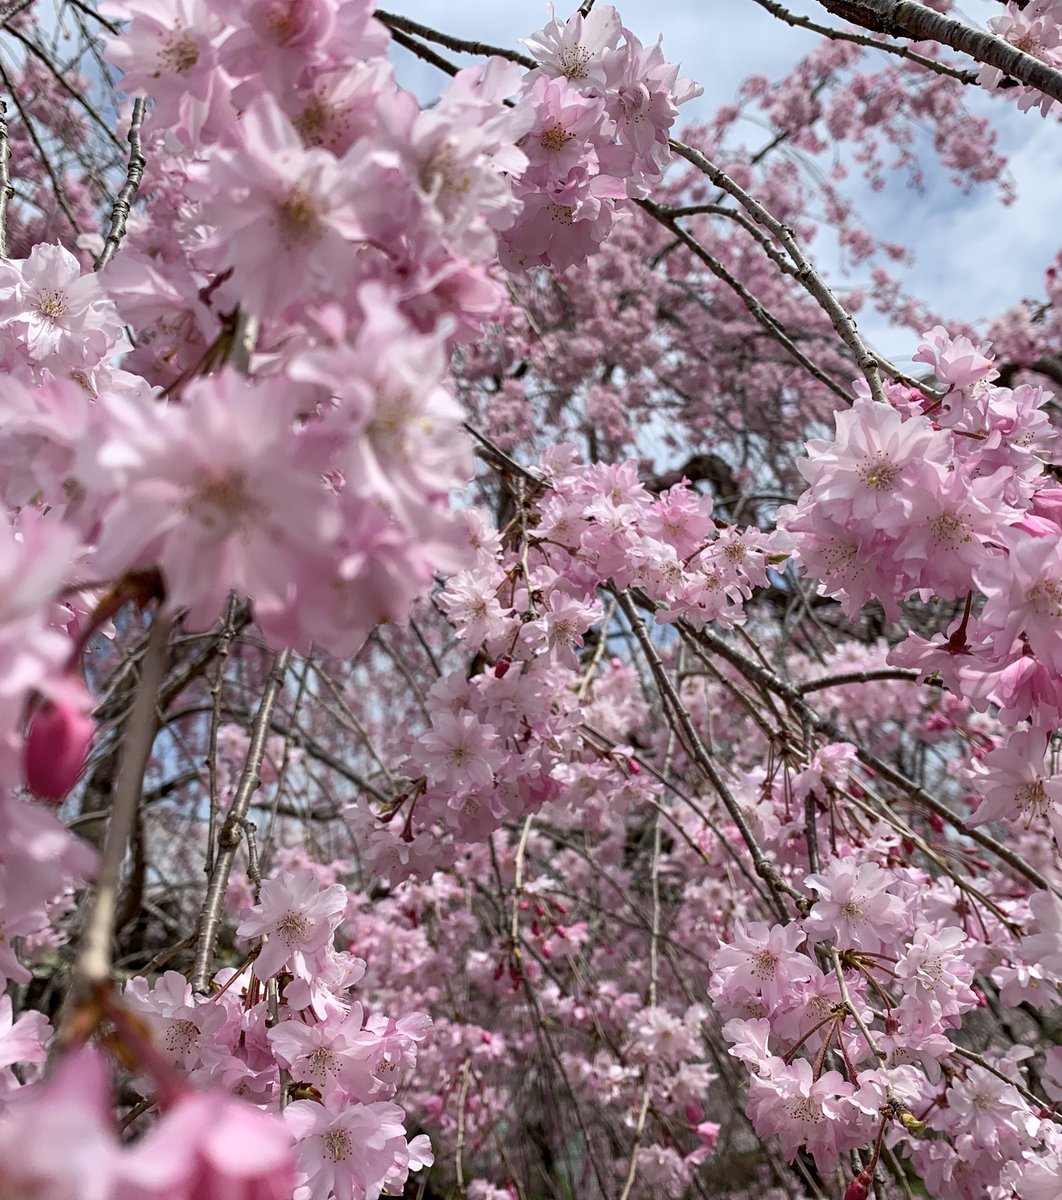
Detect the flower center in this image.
<box><xmin>858</xmin><ymin>455</ymin><xmax>899</xmax><ymax>491</ymax></box>
<box><xmin>1027</xmin><ymin>579</ymin><xmax>1062</xmax><ymax>619</ymax></box>
<box><xmin>189</xmin><ymin>468</ymin><xmax>260</xmax><ymax>533</ymax></box>
<box><xmin>540</xmin><ymin>123</ymin><xmax>574</xmax><ymax>152</ymax></box>
<box><xmin>158</xmin><ymin>31</ymin><xmax>199</xmax><ymax>75</ymax></box>
<box><xmin>750</xmin><ymin>949</ymin><xmax>778</xmax><ymax>981</ymax></box>
<box><xmin>324</xmin><ymin>1128</ymin><xmax>352</xmax><ymax>1161</ymax></box>
<box><xmin>275</xmin><ymin>186</ymin><xmax>324</xmax><ymax>250</ymax></box>
<box><xmin>929</xmin><ymin>511</ymin><xmax>971</xmax><ymax>548</ymax></box>
<box><xmin>165</xmin><ymin>1018</ymin><xmax>199</xmax><ymax>1055</ymax></box>
<box><xmin>1016</xmin><ymin>778</ymin><xmax>1051</xmax><ymax>826</ymax></box>
<box><xmin>559</xmin><ymin>44</ymin><xmax>591</xmax><ymax>80</ymax></box>
<box><xmin>34</xmin><ymin>289</ymin><xmax>68</xmax><ymax>321</ymax></box>
<box><xmin>277</xmin><ymin>910</ymin><xmax>311</xmax><ymax>944</ymax></box>
<box><xmin>785</xmin><ymin>1096</ymin><xmax>824</xmax><ymax>1125</ymax></box>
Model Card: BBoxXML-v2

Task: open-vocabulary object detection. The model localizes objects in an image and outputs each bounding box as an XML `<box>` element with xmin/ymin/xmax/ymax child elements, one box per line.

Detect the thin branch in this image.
<box><xmin>386</xmin><ymin>26</ymin><xmax>459</xmax><ymax>77</ymax></box>
<box><xmin>190</xmin><ymin>649</ymin><xmax>291</xmax><ymax>992</ymax></box>
<box><xmin>668</xmin><ymin>138</ymin><xmax>889</xmax><ymax>404</ymax></box>
<box><xmin>63</xmin><ymin>0</ymin><xmax>121</xmax><ymax>35</ymax></box>
<box><xmin>640</xmin><ymin>199</ymin><xmax>856</xmax><ymax>405</ymax></box>
<box><xmin>0</xmin><ymin>97</ymin><xmax>11</xmax><ymax>257</ymax></box>
<box><xmin>94</xmin><ymin>97</ymin><xmax>147</xmax><ymax>271</ymax></box>
<box><xmin>4</xmin><ymin>23</ymin><xmax>124</xmax><ymax>150</ymax></box>
<box><xmin>376</xmin><ymin>10</ymin><xmax>536</xmax><ymax>69</ymax></box>
<box><xmin>750</xmin><ymin>0</ymin><xmax>978</xmax><ymax>83</ymax></box>
<box><xmin>0</xmin><ymin>57</ymin><xmax>82</xmax><ymax>235</ymax></box>
<box><xmin>614</xmin><ymin>589</ymin><xmax>804</xmax><ymax>920</ymax></box>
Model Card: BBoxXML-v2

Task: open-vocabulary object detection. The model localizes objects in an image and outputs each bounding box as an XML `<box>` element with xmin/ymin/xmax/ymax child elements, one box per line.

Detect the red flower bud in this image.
<box><xmin>494</xmin><ymin>655</ymin><xmax>512</xmax><ymax>678</ymax></box>
<box><xmin>23</xmin><ymin>699</ymin><xmax>96</xmax><ymax>803</ymax></box>
<box><xmin>844</xmin><ymin>1171</ymin><xmax>871</xmax><ymax>1200</ymax></box>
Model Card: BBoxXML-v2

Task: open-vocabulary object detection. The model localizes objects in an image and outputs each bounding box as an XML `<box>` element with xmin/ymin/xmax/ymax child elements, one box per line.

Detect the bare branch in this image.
<box><xmin>0</xmin><ymin>98</ymin><xmax>12</xmax><ymax>257</ymax></box>
<box><xmin>751</xmin><ymin>0</ymin><xmax>978</xmax><ymax>84</ymax></box>
<box><xmin>376</xmin><ymin>10</ymin><xmax>536</xmax><ymax>69</ymax></box>
<box><xmin>94</xmin><ymin>96</ymin><xmax>146</xmax><ymax>271</ymax></box>
<box><xmin>190</xmin><ymin>649</ymin><xmax>290</xmax><ymax>993</ymax></box>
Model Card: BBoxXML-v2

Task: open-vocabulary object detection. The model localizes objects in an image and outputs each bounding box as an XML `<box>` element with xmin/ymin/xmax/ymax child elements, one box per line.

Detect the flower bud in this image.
<box><xmin>844</xmin><ymin>1170</ymin><xmax>871</xmax><ymax>1200</ymax></box>
<box><xmin>23</xmin><ymin>698</ymin><xmax>96</xmax><ymax>803</ymax></box>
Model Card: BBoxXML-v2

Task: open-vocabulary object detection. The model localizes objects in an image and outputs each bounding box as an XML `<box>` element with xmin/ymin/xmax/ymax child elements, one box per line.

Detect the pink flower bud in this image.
<box><xmin>23</xmin><ymin>699</ymin><xmax>96</xmax><ymax>803</ymax></box>
<box><xmin>844</xmin><ymin>1171</ymin><xmax>871</xmax><ymax>1200</ymax></box>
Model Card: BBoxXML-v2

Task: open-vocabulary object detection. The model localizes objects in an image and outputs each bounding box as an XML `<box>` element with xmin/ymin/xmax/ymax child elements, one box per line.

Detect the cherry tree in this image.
<box><xmin>1</xmin><ymin>1</ymin><xmax>1062</xmax><ymax>1198</ymax></box>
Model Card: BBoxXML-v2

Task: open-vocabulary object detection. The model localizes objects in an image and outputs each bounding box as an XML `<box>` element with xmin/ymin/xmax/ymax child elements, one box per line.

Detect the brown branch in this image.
<box><xmin>751</xmin><ymin>0</ymin><xmax>978</xmax><ymax>83</ymax></box>
<box><xmin>70</xmin><ymin>615</ymin><xmax>171</xmax><ymax>994</ymax></box>
<box><xmin>640</xmin><ymin>198</ymin><xmax>857</xmax><ymax>405</ymax></box>
<box><xmin>376</xmin><ymin>10</ymin><xmax>535</xmax><ymax>69</ymax></box>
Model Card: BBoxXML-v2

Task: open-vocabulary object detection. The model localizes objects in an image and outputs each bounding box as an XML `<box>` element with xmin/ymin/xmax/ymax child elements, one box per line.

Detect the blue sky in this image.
<box><xmin>387</xmin><ymin>0</ymin><xmax>1062</xmax><ymax>366</ymax></box>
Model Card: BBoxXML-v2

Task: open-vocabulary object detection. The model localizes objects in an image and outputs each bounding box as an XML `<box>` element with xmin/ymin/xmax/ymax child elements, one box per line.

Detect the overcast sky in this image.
<box><xmin>386</xmin><ymin>0</ymin><xmax>1062</xmax><ymax>365</ymax></box>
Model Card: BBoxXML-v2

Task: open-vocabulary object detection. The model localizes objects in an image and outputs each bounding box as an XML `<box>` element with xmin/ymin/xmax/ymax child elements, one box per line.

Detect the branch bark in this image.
<box><xmin>190</xmin><ymin>649</ymin><xmax>290</xmax><ymax>992</ymax></box>
<box><xmin>816</xmin><ymin>0</ymin><xmax>1062</xmax><ymax>103</ymax></box>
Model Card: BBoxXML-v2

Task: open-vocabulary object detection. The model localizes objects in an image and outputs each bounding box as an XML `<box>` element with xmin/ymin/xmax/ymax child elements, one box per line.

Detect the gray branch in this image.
<box><xmin>816</xmin><ymin>0</ymin><xmax>1062</xmax><ymax>104</ymax></box>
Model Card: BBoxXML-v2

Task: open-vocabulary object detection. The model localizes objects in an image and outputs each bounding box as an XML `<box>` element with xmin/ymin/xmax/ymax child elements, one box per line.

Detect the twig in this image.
<box><xmin>190</xmin><ymin>649</ymin><xmax>290</xmax><ymax>992</ymax></box>
<box><xmin>72</xmin><ymin>615</ymin><xmax>170</xmax><ymax>991</ymax></box>
<box><xmin>750</xmin><ymin>0</ymin><xmax>978</xmax><ymax>83</ymax></box>
<box><xmin>614</xmin><ymin>589</ymin><xmax>804</xmax><ymax>920</ymax></box>
<box><xmin>386</xmin><ymin>26</ymin><xmax>459</xmax><ymax>77</ymax></box>
<box><xmin>94</xmin><ymin>97</ymin><xmax>146</xmax><ymax>271</ymax></box>
<box><xmin>0</xmin><ymin>98</ymin><xmax>12</xmax><ymax>257</ymax></box>
<box><xmin>0</xmin><ymin>57</ymin><xmax>82</xmax><ymax>235</ymax></box>
<box><xmin>640</xmin><ymin>199</ymin><xmax>856</xmax><ymax>405</ymax></box>
<box><xmin>64</xmin><ymin>0</ymin><xmax>121</xmax><ymax>34</ymax></box>
<box><xmin>376</xmin><ymin>10</ymin><xmax>536</xmax><ymax>69</ymax></box>
<box><xmin>454</xmin><ymin>1057</ymin><xmax>472</xmax><ymax>1194</ymax></box>
<box><xmin>668</xmin><ymin>138</ymin><xmax>888</xmax><ymax>404</ymax></box>
<box><xmin>4</xmin><ymin>23</ymin><xmax>124</xmax><ymax>150</ymax></box>
<box><xmin>669</xmin><ymin>611</ymin><xmax>1056</xmax><ymax>895</ymax></box>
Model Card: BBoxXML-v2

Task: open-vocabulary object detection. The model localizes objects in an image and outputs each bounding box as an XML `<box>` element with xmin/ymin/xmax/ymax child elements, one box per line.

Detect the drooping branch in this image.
<box><xmin>667</xmin><ymin>138</ymin><xmax>889</xmax><ymax>405</ymax></box>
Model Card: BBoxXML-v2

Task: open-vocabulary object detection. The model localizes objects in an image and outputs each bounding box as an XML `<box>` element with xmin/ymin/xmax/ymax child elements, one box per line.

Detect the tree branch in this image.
<box><xmin>190</xmin><ymin>649</ymin><xmax>290</xmax><ymax>992</ymax></box>
<box><xmin>816</xmin><ymin>0</ymin><xmax>1062</xmax><ymax>103</ymax></box>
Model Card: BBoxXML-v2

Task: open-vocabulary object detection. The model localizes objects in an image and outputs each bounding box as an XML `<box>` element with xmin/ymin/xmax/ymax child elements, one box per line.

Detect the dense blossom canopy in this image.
<box><xmin>2</xmin><ymin>0</ymin><xmax>1062</xmax><ymax>1198</ymax></box>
